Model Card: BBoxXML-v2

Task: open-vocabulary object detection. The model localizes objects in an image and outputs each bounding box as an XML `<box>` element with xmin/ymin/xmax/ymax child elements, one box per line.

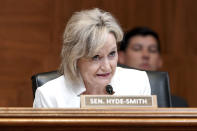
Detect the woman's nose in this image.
<box><xmin>100</xmin><ymin>59</ymin><xmax>111</xmax><ymax>71</ymax></box>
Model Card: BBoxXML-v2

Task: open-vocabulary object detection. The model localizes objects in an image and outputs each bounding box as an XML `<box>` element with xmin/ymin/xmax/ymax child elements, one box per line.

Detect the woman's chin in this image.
<box><xmin>95</xmin><ymin>80</ymin><xmax>111</xmax><ymax>87</ymax></box>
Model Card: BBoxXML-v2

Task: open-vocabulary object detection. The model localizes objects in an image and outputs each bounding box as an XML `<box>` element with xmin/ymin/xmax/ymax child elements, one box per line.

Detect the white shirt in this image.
<box><xmin>33</xmin><ymin>67</ymin><xmax>151</xmax><ymax>108</ymax></box>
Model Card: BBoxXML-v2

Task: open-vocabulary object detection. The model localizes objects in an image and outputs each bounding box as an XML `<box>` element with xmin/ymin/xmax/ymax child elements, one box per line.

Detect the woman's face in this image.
<box><xmin>77</xmin><ymin>33</ymin><xmax>118</xmax><ymax>89</ymax></box>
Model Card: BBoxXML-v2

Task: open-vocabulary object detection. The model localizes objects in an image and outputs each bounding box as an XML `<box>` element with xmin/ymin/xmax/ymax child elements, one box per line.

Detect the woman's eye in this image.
<box><xmin>109</xmin><ymin>51</ymin><xmax>116</xmax><ymax>57</ymax></box>
<box><xmin>92</xmin><ymin>55</ymin><xmax>100</xmax><ymax>61</ymax></box>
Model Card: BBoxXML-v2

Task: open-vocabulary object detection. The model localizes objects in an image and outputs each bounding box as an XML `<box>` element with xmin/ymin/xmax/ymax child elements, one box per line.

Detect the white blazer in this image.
<box><xmin>33</xmin><ymin>67</ymin><xmax>151</xmax><ymax>108</ymax></box>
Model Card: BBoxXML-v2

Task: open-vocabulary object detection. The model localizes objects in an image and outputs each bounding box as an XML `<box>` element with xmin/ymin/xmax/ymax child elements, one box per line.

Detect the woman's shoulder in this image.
<box><xmin>113</xmin><ymin>67</ymin><xmax>149</xmax><ymax>87</ymax></box>
<box><xmin>111</xmin><ymin>67</ymin><xmax>151</xmax><ymax>95</ymax></box>
<box><xmin>34</xmin><ymin>75</ymin><xmax>82</xmax><ymax>108</ymax></box>
<box><xmin>36</xmin><ymin>75</ymin><xmax>69</xmax><ymax>97</ymax></box>
<box><xmin>115</xmin><ymin>67</ymin><xmax>147</xmax><ymax>77</ymax></box>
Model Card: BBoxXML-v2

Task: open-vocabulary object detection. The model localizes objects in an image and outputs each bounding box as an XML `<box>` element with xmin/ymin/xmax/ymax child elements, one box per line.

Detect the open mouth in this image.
<box><xmin>96</xmin><ymin>73</ymin><xmax>111</xmax><ymax>78</ymax></box>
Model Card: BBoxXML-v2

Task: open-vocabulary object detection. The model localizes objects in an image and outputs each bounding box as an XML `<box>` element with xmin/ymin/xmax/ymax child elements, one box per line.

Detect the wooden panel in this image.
<box><xmin>0</xmin><ymin>0</ymin><xmax>197</xmax><ymax>107</ymax></box>
<box><xmin>0</xmin><ymin>0</ymin><xmax>54</xmax><ymax>107</ymax></box>
<box><xmin>1</xmin><ymin>108</ymin><xmax>197</xmax><ymax>130</ymax></box>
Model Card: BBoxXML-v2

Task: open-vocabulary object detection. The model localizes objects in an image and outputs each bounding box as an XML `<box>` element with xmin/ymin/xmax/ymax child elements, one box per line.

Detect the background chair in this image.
<box><xmin>31</xmin><ymin>67</ymin><xmax>172</xmax><ymax>107</ymax></box>
<box><xmin>146</xmin><ymin>70</ymin><xmax>172</xmax><ymax>107</ymax></box>
<box><xmin>31</xmin><ymin>71</ymin><xmax>61</xmax><ymax>98</ymax></box>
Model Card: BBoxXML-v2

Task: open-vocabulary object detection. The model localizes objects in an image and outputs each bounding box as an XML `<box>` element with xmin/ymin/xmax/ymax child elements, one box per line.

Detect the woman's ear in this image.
<box><xmin>118</xmin><ymin>51</ymin><xmax>125</xmax><ymax>64</ymax></box>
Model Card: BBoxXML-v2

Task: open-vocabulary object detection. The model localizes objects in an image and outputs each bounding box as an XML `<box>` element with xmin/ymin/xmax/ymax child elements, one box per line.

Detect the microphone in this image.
<box><xmin>105</xmin><ymin>85</ymin><xmax>113</xmax><ymax>95</ymax></box>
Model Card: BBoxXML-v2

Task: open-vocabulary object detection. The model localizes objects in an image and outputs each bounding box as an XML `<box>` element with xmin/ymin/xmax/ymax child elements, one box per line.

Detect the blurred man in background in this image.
<box><xmin>118</xmin><ymin>27</ymin><xmax>162</xmax><ymax>71</ymax></box>
<box><xmin>118</xmin><ymin>27</ymin><xmax>188</xmax><ymax>107</ymax></box>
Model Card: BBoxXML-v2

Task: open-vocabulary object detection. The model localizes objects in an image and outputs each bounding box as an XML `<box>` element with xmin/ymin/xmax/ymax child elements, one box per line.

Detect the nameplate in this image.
<box><xmin>80</xmin><ymin>95</ymin><xmax>157</xmax><ymax>108</ymax></box>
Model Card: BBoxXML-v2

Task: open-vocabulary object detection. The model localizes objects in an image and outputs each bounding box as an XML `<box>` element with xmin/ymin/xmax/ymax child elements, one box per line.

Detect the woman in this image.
<box><xmin>33</xmin><ymin>8</ymin><xmax>151</xmax><ymax>108</ymax></box>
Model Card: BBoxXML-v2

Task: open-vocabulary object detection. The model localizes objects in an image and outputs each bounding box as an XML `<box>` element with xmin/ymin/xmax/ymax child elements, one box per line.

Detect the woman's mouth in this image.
<box><xmin>96</xmin><ymin>73</ymin><xmax>111</xmax><ymax>78</ymax></box>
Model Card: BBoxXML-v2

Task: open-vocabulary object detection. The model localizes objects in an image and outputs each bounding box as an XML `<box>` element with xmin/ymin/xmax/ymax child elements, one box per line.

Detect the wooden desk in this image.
<box><xmin>1</xmin><ymin>108</ymin><xmax>197</xmax><ymax>130</ymax></box>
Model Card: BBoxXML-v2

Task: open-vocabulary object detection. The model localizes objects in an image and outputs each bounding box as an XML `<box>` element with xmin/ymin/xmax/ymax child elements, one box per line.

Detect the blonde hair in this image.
<box><xmin>59</xmin><ymin>8</ymin><xmax>123</xmax><ymax>84</ymax></box>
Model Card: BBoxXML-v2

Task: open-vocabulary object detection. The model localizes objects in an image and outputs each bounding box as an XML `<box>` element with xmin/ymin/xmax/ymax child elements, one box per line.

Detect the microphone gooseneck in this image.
<box><xmin>105</xmin><ymin>85</ymin><xmax>113</xmax><ymax>95</ymax></box>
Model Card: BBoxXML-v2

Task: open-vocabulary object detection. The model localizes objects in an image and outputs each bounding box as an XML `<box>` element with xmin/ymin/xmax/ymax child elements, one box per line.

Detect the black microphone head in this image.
<box><xmin>106</xmin><ymin>85</ymin><xmax>113</xmax><ymax>94</ymax></box>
